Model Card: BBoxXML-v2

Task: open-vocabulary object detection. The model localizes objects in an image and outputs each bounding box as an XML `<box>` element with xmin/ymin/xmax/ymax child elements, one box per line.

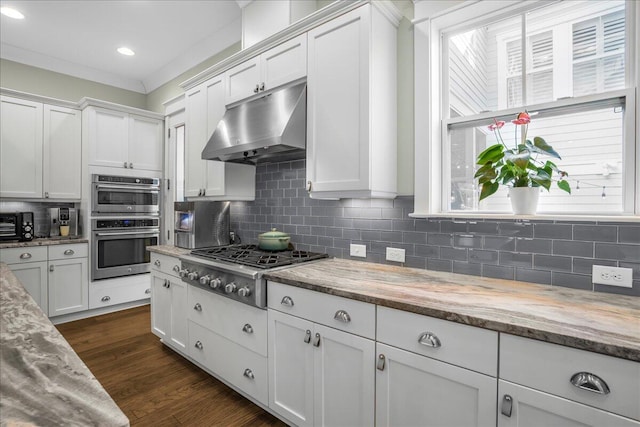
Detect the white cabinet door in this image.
<box><xmin>0</xmin><ymin>96</ymin><xmax>43</xmax><ymax>198</ymax></box>
<box><xmin>313</xmin><ymin>323</ymin><xmax>375</xmax><ymax>427</ymax></box>
<box><xmin>268</xmin><ymin>309</ymin><xmax>315</xmax><ymax>427</ymax></box>
<box><xmin>43</xmin><ymin>105</ymin><xmax>82</xmax><ymax>199</ymax></box>
<box><xmin>151</xmin><ymin>273</ymin><xmax>171</xmax><ymax>340</ymax></box>
<box><xmin>261</xmin><ymin>34</ymin><xmax>307</xmax><ymax>92</ymax></box>
<box><xmin>225</xmin><ymin>56</ymin><xmax>261</xmax><ymax>105</ymax></box>
<box><xmin>48</xmin><ymin>257</ymin><xmax>88</xmax><ymax>317</ymax></box>
<box><xmin>129</xmin><ymin>114</ymin><xmax>163</xmax><ymax>171</ymax></box>
<box><xmin>184</xmin><ymin>84</ymin><xmax>207</xmax><ymax>198</ymax></box>
<box><xmin>306</xmin><ymin>6</ymin><xmax>370</xmax><ymax>194</ymax></box>
<box><xmin>168</xmin><ymin>277</ymin><xmax>187</xmax><ymax>352</ymax></box>
<box><xmin>498</xmin><ymin>380</ymin><xmax>640</xmax><ymax>427</ymax></box>
<box><xmin>9</xmin><ymin>261</ymin><xmax>48</xmax><ymax>316</ymax></box>
<box><xmin>376</xmin><ymin>343</ymin><xmax>497</xmax><ymax>427</ymax></box>
<box><xmin>87</xmin><ymin>107</ymin><xmax>129</xmax><ymax>168</ymax></box>
<box><xmin>203</xmin><ymin>75</ymin><xmax>230</xmax><ymax>197</ymax></box>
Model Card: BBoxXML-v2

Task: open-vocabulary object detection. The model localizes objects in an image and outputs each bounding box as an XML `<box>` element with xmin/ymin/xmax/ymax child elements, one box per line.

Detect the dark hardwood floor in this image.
<box><xmin>56</xmin><ymin>305</ymin><xmax>287</xmax><ymax>427</ymax></box>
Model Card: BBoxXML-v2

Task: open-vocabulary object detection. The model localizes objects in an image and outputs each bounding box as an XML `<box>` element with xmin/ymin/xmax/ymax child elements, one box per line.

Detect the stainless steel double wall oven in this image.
<box><xmin>91</xmin><ymin>174</ymin><xmax>161</xmax><ymax>280</ymax></box>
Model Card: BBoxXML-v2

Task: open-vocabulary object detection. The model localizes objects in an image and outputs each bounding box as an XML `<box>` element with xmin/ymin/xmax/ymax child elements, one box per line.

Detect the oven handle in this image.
<box><xmin>94</xmin><ymin>230</ymin><xmax>160</xmax><ymax>237</ymax></box>
<box><xmin>95</xmin><ymin>184</ymin><xmax>160</xmax><ymax>192</ymax></box>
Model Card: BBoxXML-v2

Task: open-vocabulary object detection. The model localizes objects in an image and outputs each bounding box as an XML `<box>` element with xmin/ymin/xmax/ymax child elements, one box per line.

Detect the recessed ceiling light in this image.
<box><xmin>117</xmin><ymin>47</ymin><xmax>135</xmax><ymax>56</ymax></box>
<box><xmin>1</xmin><ymin>7</ymin><xmax>25</xmax><ymax>19</ymax></box>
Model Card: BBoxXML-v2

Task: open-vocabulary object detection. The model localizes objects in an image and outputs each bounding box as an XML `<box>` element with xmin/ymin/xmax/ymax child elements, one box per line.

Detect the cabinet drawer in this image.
<box><xmin>377</xmin><ymin>306</ymin><xmax>498</xmax><ymax>376</ymax></box>
<box><xmin>188</xmin><ymin>285</ymin><xmax>268</xmax><ymax>356</ymax></box>
<box><xmin>0</xmin><ymin>246</ymin><xmax>47</xmax><ymax>264</ymax></box>
<box><xmin>188</xmin><ymin>321</ymin><xmax>268</xmax><ymax>406</ymax></box>
<box><xmin>48</xmin><ymin>243</ymin><xmax>88</xmax><ymax>260</ymax></box>
<box><xmin>89</xmin><ymin>277</ymin><xmax>151</xmax><ymax>309</ymax></box>
<box><xmin>500</xmin><ymin>334</ymin><xmax>640</xmax><ymax>421</ymax></box>
<box><xmin>267</xmin><ymin>281</ymin><xmax>376</xmax><ymax>339</ymax></box>
<box><xmin>150</xmin><ymin>253</ymin><xmax>181</xmax><ymax>278</ymax></box>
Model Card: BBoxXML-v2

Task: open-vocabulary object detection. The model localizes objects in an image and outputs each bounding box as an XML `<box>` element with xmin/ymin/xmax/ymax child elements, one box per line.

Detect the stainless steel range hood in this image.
<box><xmin>202</xmin><ymin>82</ymin><xmax>306</xmax><ymax>164</ymax></box>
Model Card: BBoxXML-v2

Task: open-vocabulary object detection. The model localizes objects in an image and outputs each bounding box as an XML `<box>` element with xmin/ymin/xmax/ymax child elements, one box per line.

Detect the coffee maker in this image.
<box><xmin>49</xmin><ymin>208</ymin><xmax>80</xmax><ymax>237</ymax></box>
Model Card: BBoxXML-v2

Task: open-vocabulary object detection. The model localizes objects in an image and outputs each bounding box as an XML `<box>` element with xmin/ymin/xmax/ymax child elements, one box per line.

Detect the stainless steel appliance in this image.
<box><xmin>49</xmin><ymin>207</ymin><xmax>80</xmax><ymax>237</ymax></box>
<box><xmin>179</xmin><ymin>244</ymin><xmax>328</xmax><ymax>308</ymax></box>
<box><xmin>91</xmin><ymin>217</ymin><xmax>160</xmax><ymax>280</ymax></box>
<box><xmin>0</xmin><ymin>212</ymin><xmax>34</xmax><ymax>242</ymax></box>
<box><xmin>174</xmin><ymin>201</ymin><xmax>230</xmax><ymax>249</ymax></box>
<box><xmin>91</xmin><ymin>174</ymin><xmax>160</xmax><ymax>215</ymax></box>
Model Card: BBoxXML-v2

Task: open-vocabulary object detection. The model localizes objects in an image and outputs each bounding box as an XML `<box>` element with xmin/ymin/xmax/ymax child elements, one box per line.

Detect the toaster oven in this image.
<box><xmin>0</xmin><ymin>212</ymin><xmax>34</xmax><ymax>241</ymax></box>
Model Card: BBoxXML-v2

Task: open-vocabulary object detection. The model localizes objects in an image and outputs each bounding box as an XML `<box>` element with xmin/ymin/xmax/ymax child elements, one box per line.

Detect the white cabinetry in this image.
<box><xmin>224</xmin><ymin>34</ymin><xmax>307</xmax><ymax>105</ymax></box>
<box><xmin>85</xmin><ymin>106</ymin><xmax>163</xmax><ymax>172</ymax></box>
<box><xmin>306</xmin><ymin>4</ymin><xmax>397</xmax><ymax>199</ymax></box>
<box><xmin>0</xmin><ymin>243</ymin><xmax>88</xmax><ymax>317</ymax></box>
<box><xmin>150</xmin><ymin>253</ymin><xmax>187</xmax><ymax>353</ymax></box>
<box><xmin>267</xmin><ymin>281</ymin><xmax>375</xmax><ymax>426</ymax></box>
<box><xmin>0</xmin><ymin>95</ymin><xmax>81</xmax><ymax>199</ymax></box>
<box><xmin>499</xmin><ymin>334</ymin><xmax>640</xmax><ymax>426</ymax></box>
<box><xmin>184</xmin><ymin>75</ymin><xmax>255</xmax><ymax>200</ymax></box>
<box><xmin>375</xmin><ymin>306</ymin><xmax>498</xmax><ymax>427</ymax></box>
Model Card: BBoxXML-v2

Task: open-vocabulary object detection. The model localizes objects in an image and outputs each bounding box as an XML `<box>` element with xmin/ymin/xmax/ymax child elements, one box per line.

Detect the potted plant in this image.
<box><xmin>474</xmin><ymin>112</ymin><xmax>571</xmax><ymax>214</ymax></box>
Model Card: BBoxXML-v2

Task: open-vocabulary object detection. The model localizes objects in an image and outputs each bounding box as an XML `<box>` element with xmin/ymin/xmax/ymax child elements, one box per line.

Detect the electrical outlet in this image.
<box><xmin>386</xmin><ymin>247</ymin><xmax>406</xmax><ymax>263</ymax></box>
<box><xmin>350</xmin><ymin>244</ymin><xmax>367</xmax><ymax>258</ymax></box>
<box><xmin>592</xmin><ymin>265</ymin><xmax>633</xmax><ymax>288</ymax></box>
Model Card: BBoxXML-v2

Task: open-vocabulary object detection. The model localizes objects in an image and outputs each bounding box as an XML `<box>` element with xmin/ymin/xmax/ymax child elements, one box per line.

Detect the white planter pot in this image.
<box><xmin>508</xmin><ymin>187</ymin><xmax>540</xmax><ymax>215</ymax></box>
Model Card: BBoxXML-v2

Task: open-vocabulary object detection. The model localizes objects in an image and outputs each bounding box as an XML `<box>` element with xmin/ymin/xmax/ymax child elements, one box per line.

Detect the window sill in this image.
<box><xmin>409</xmin><ymin>212</ymin><xmax>640</xmax><ymax>223</ymax></box>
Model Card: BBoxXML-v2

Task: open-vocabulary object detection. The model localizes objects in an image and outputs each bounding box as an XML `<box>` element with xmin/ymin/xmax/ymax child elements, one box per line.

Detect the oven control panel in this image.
<box><xmin>93</xmin><ymin>218</ymin><xmax>160</xmax><ymax>229</ymax></box>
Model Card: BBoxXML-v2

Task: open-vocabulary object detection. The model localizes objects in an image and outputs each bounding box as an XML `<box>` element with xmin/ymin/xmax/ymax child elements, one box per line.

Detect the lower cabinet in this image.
<box><xmin>150</xmin><ymin>271</ymin><xmax>187</xmax><ymax>354</ymax></box>
<box><xmin>7</xmin><ymin>261</ymin><xmax>48</xmax><ymax>315</ymax></box>
<box><xmin>375</xmin><ymin>342</ymin><xmax>497</xmax><ymax>427</ymax></box>
<box><xmin>48</xmin><ymin>256</ymin><xmax>88</xmax><ymax>317</ymax></box>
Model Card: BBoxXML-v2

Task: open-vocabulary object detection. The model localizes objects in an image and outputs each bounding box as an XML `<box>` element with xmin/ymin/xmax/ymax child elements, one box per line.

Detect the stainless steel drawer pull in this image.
<box><xmin>101</xmin><ymin>296</ymin><xmax>111</xmax><ymax>302</ymax></box>
<box><xmin>334</xmin><ymin>310</ymin><xmax>351</xmax><ymax>323</ymax></box>
<box><xmin>501</xmin><ymin>395</ymin><xmax>513</xmax><ymax>417</ymax></box>
<box><xmin>244</xmin><ymin>368</ymin><xmax>255</xmax><ymax>380</ymax></box>
<box><xmin>377</xmin><ymin>354</ymin><xmax>386</xmax><ymax>371</ymax></box>
<box><xmin>145</xmin><ymin>288</ymin><xmax>151</xmax><ymax>294</ymax></box>
<box><xmin>19</xmin><ymin>253</ymin><xmax>32</xmax><ymax>260</ymax></box>
<box><xmin>154</xmin><ymin>259</ymin><xmax>161</xmax><ymax>266</ymax></box>
<box><xmin>304</xmin><ymin>329</ymin><xmax>311</xmax><ymax>344</ymax></box>
<box><xmin>281</xmin><ymin>296</ymin><xmax>294</xmax><ymax>307</ymax></box>
<box><xmin>313</xmin><ymin>333</ymin><xmax>321</xmax><ymax>347</ymax></box>
<box><xmin>64</xmin><ymin>249</ymin><xmax>75</xmax><ymax>255</ymax></box>
<box><xmin>193</xmin><ymin>303</ymin><xmax>202</xmax><ymax>311</ymax></box>
<box><xmin>242</xmin><ymin>324</ymin><xmax>253</xmax><ymax>334</ymax></box>
<box><xmin>570</xmin><ymin>372</ymin><xmax>610</xmax><ymax>395</ymax></box>
<box><xmin>418</xmin><ymin>332</ymin><xmax>442</xmax><ymax>348</ymax></box>
<box><xmin>194</xmin><ymin>340</ymin><xmax>203</xmax><ymax>350</ymax></box>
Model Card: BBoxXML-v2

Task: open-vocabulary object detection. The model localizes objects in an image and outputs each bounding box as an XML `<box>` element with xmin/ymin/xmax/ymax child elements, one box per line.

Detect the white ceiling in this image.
<box><xmin>0</xmin><ymin>1</ymin><xmax>243</xmax><ymax>93</ymax></box>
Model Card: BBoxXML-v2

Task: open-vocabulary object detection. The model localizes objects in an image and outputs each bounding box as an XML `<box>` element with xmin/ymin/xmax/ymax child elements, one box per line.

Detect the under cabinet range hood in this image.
<box><xmin>202</xmin><ymin>82</ymin><xmax>306</xmax><ymax>164</ymax></box>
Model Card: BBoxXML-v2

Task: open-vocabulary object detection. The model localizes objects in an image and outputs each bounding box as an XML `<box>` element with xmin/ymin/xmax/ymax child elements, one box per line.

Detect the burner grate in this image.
<box><xmin>190</xmin><ymin>244</ymin><xmax>328</xmax><ymax>269</ymax></box>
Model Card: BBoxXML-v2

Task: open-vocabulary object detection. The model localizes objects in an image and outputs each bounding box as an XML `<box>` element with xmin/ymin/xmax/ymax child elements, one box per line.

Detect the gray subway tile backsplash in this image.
<box><xmin>231</xmin><ymin>160</ymin><xmax>640</xmax><ymax>297</ymax></box>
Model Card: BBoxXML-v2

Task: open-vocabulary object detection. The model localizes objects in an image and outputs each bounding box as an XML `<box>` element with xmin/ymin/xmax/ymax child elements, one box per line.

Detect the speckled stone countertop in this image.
<box><xmin>0</xmin><ymin>263</ymin><xmax>129</xmax><ymax>426</ymax></box>
<box><xmin>263</xmin><ymin>258</ymin><xmax>640</xmax><ymax>362</ymax></box>
<box><xmin>147</xmin><ymin>244</ymin><xmax>191</xmax><ymax>257</ymax></box>
<box><xmin>0</xmin><ymin>237</ymin><xmax>88</xmax><ymax>249</ymax></box>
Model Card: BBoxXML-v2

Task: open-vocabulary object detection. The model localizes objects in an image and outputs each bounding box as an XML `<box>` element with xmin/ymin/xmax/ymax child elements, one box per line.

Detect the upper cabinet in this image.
<box><xmin>306</xmin><ymin>4</ymin><xmax>398</xmax><ymax>199</ymax></box>
<box><xmin>185</xmin><ymin>74</ymin><xmax>255</xmax><ymax>200</ymax></box>
<box><xmin>224</xmin><ymin>34</ymin><xmax>308</xmax><ymax>105</ymax></box>
<box><xmin>0</xmin><ymin>95</ymin><xmax>81</xmax><ymax>200</ymax></box>
<box><xmin>84</xmin><ymin>105</ymin><xmax>163</xmax><ymax>172</ymax></box>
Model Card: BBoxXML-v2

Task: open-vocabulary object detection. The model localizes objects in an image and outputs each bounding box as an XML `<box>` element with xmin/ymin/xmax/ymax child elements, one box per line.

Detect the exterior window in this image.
<box><xmin>439</xmin><ymin>0</ymin><xmax>634</xmax><ymax>215</ymax></box>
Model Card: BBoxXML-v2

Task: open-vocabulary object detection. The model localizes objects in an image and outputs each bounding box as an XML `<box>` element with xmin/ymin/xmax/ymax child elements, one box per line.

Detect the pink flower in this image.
<box><xmin>512</xmin><ymin>112</ymin><xmax>530</xmax><ymax>125</ymax></box>
<box><xmin>488</xmin><ymin>120</ymin><xmax>505</xmax><ymax>131</ymax></box>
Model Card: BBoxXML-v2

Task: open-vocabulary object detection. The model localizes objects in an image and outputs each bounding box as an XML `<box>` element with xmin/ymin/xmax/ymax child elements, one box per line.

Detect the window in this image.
<box><xmin>415</xmin><ymin>0</ymin><xmax>637</xmax><ymax>217</ymax></box>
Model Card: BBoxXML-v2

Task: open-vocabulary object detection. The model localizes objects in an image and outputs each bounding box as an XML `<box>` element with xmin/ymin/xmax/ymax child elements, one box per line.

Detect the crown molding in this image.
<box><xmin>78</xmin><ymin>97</ymin><xmax>164</xmax><ymax>119</ymax></box>
<box><xmin>0</xmin><ymin>87</ymin><xmax>78</xmax><ymax>108</ymax></box>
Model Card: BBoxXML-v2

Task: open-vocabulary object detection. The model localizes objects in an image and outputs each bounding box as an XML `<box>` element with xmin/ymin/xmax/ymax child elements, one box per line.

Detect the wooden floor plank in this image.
<box><xmin>56</xmin><ymin>305</ymin><xmax>287</xmax><ymax>427</ymax></box>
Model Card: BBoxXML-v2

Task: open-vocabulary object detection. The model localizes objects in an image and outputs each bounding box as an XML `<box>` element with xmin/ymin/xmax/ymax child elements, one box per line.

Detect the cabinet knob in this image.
<box><xmin>154</xmin><ymin>259</ymin><xmax>161</xmax><ymax>266</ymax></box>
<box><xmin>45</xmin><ymin>192</ymin><xmax>50</xmax><ymax>198</ymax></box>
<box><xmin>570</xmin><ymin>372</ymin><xmax>610</xmax><ymax>395</ymax></box>
<box><xmin>281</xmin><ymin>296</ymin><xmax>294</xmax><ymax>307</ymax></box>
<box><xmin>259</xmin><ymin>82</ymin><xmax>265</xmax><ymax>91</ymax></box>
<box><xmin>129</xmin><ymin>162</ymin><xmax>133</xmax><ymax>169</ymax></box>
<box><xmin>418</xmin><ymin>332</ymin><xmax>442</xmax><ymax>348</ymax></box>
<box><xmin>254</xmin><ymin>84</ymin><xmax>260</xmax><ymax>93</ymax></box>
<box><xmin>194</xmin><ymin>340</ymin><xmax>203</xmax><ymax>350</ymax></box>
<box><xmin>376</xmin><ymin>354</ymin><xmax>386</xmax><ymax>371</ymax></box>
<box><xmin>64</xmin><ymin>249</ymin><xmax>75</xmax><ymax>255</ymax></box>
<box><xmin>145</xmin><ymin>288</ymin><xmax>151</xmax><ymax>294</ymax></box>
<box><xmin>304</xmin><ymin>329</ymin><xmax>312</xmax><ymax>344</ymax></box>
<box><xmin>500</xmin><ymin>395</ymin><xmax>513</xmax><ymax>417</ymax></box>
<box><xmin>193</xmin><ymin>303</ymin><xmax>202</xmax><ymax>311</ymax></box>
<box><xmin>242</xmin><ymin>323</ymin><xmax>253</xmax><ymax>334</ymax></box>
<box><xmin>173</xmin><ymin>265</ymin><xmax>180</xmax><ymax>273</ymax></box>
<box><xmin>124</xmin><ymin>161</ymin><xmax>128</xmax><ymax>168</ymax></box>
<box><xmin>243</xmin><ymin>368</ymin><xmax>255</xmax><ymax>380</ymax></box>
<box><xmin>101</xmin><ymin>296</ymin><xmax>111</xmax><ymax>302</ymax></box>
<box><xmin>313</xmin><ymin>333</ymin><xmax>321</xmax><ymax>347</ymax></box>
<box><xmin>19</xmin><ymin>253</ymin><xmax>32</xmax><ymax>260</ymax></box>
<box><xmin>49</xmin><ymin>265</ymin><xmax>54</xmax><ymax>272</ymax></box>
<box><xmin>334</xmin><ymin>310</ymin><xmax>351</xmax><ymax>323</ymax></box>
<box><xmin>307</xmin><ymin>180</ymin><xmax>312</xmax><ymax>192</ymax></box>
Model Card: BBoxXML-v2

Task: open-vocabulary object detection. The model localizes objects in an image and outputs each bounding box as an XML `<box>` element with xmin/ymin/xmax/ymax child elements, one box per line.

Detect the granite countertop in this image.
<box><xmin>263</xmin><ymin>258</ymin><xmax>640</xmax><ymax>362</ymax></box>
<box><xmin>0</xmin><ymin>263</ymin><xmax>129</xmax><ymax>426</ymax></box>
<box><xmin>0</xmin><ymin>237</ymin><xmax>88</xmax><ymax>249</ymax></box>
<box><xmin>147</xmin><ymin>244</ymin><xmax>191</xmax><ymax>257</ymax></box>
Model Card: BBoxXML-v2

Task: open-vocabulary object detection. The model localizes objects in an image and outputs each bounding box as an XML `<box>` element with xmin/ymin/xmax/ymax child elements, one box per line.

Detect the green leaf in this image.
<box><xmin>530</xmin><ymin>170</ymin><xmax>552</xmax><ymax>190</ymax></box>
<box><xmin>557</xmin><ymin>180</ymin><xmax>571</xmax><ymax>194</ymax></box>
<box><xmin>532</xmin><ymin>136</ymin><xmax>561</xmax><ymax>159</ymax></box>
<box><xmin>474</xmin><ymin>163</ymin><xmax>495</xmax><ymax>179</ymax></box>
<box><xmin>504</xmin><ymin>151</ymin><xmax>531</xmax><ymax>170</ymax></box>
<box><xmin>479</xmin><ymin>181</ymin><xmax>499</xmax><ymax>201</ymax></box>
<box><xmin>476</xmin><ymin>144</ymin><xmax>504</xmax><ymax>165</ymax></box>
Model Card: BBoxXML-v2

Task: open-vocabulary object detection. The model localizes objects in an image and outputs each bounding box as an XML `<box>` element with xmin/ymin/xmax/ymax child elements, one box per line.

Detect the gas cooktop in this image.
<box><xmin>190</xmin><ymin>244</ymin><xmax>329</xmax><ymax>269</ymax></box>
